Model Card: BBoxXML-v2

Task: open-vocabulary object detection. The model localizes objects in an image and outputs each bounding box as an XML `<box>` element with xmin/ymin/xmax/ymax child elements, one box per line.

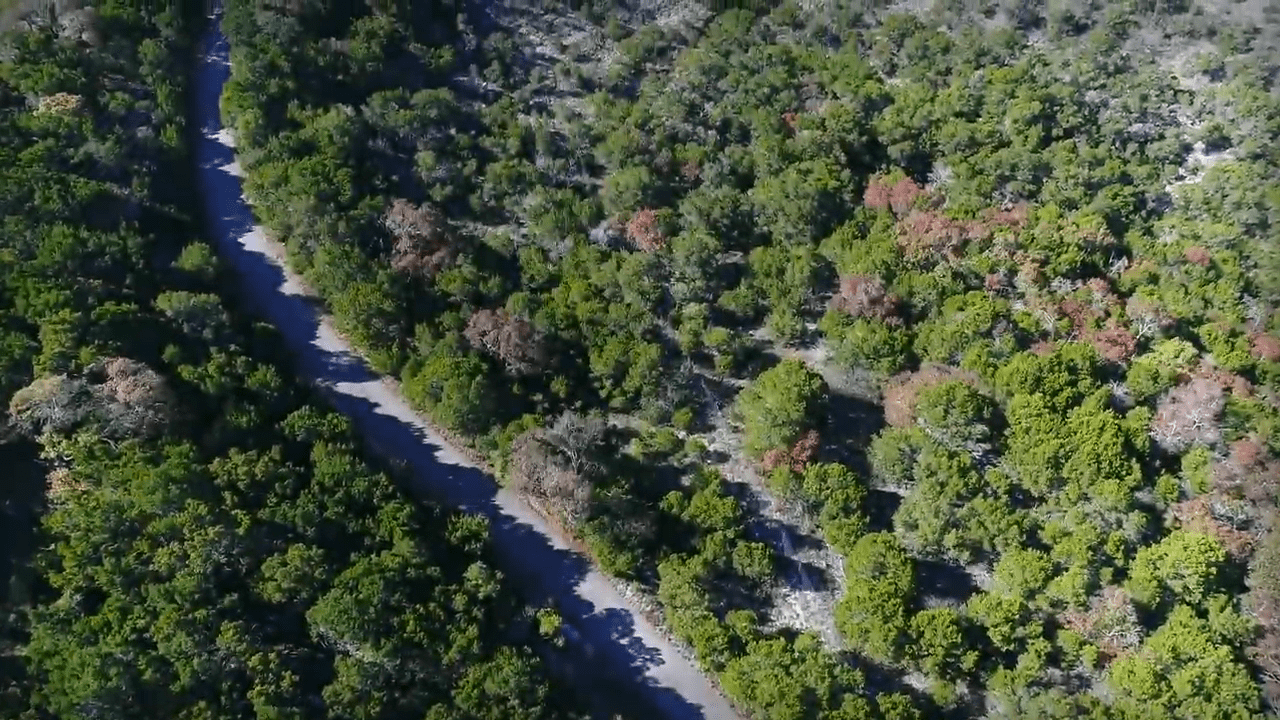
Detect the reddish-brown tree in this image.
<box><xmin>982</xmin><ymin>202</ymin><xmax>1030</xmax><ymax>230</ymax></box>
<box><xmin>1251</xmin><ymin>333</ymin><xmax>1280</xmax><ymax>362</ymax></box>
<box><xmin>863</xmin><ymin>174</ymin><xmax>924</xmax><ymax>217</ymax></box>
<box><xmin>830</xmin><ymin>274</ymin><xmax>903</xmax><ymax>325</ymax></box>
<box><xmin>1183</xmin><ymin>245</ymin><xmax>1212</xmax><ymax>267</ymax></box>
<box><xmin>1194</xmin><ymin>360</ymin><xmax>1254</xmax><ymax>399</ymax></box>
<box><xmin>1089</xmin><ymin>322</ymin><xmax>1138</xmax><ymax>364</ymax></box>
<box><xmin>1058</xmin><ymin>297</ymin><xmax>1101</xmax><ymax>340</ymax></box>
<box><xmin>626</xmin><ymin>208</ymin><xmax>666</xmax><ymax>252</ymax></box>
<box><xmin>1213</xmin><ymin>437</ymin><xmax>1279</xmax><ymax>506</ymax></box>
<box><xmin>464</xmin><ymin>308</ymin><xmax>548</xmax><ymax>377</ymax></box>
<box><xmin>760</xmin><ymin>429</ymin><xmax>820</xmax><ymax>474</ymax></box>
<box><xmin>382</xmin><ymin>198</ymin><xmax>456</xmax><ymax>278</ymax></box>
<box><xmin>896</xmin><ymin>210</ymin><xmax>967</xmax><ymax>261</ymax></box>
<box><xmin>881</xmin><ymin>365</ymin><xmax>981</xmax><ymax>429</ymax></box>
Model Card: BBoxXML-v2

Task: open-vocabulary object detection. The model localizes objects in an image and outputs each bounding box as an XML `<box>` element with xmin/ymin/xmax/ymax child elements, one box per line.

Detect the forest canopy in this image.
<box><xmin>215</xmin><ymin>0</ymin><xmax>1280</xmax><ymax>716</ymax></box>
<box><xmin>4</xmin><ymin>0</ymin><xmax>1280</xmax><ymax>719</ymax></box>
<box><xmin>0</xmin><ymin>4</ymin><xmax>600</xmax><ymax>720</ymax></box>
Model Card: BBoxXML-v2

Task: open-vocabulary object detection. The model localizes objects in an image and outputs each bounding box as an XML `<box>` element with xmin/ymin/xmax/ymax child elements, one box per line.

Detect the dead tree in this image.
<box><xmin>1150</xmin><ymin>377</ymin><xmax>1226</xmax><ymax>453</ymax></box>
<box><xmin>463</xmin><ymin>308</ymin><xmax>548</xmax><ymax>377</ymax></box>
<box><xmin>382</xmin><ymin>198</ymin><xmax>457</xmax><ymax>278</ymax></box>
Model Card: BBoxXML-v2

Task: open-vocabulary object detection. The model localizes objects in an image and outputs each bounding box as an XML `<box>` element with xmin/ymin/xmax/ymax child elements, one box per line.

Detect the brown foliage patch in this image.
<box><xmin>1061</xmin><ymin>586</ymin><xmax>1142</xmax><ymax>664</ymax></box>
<box><xmin>464</xmin><ymin>308</ymin><xmax>548</xmax><ymax>377</ymax></box>
<box><xmin>1183</xmin><ymin>245</ymin><xmax>1213</xmax><ymax>267</ymax></box>
<box><xmin>863</xmin><ymin>174</ymin><xmax>925</xmax><ymax>216</ymax></box>
<box><xmin>1015</xmin><ymin>258</ymin><xmax>1045</xmax><ymax>291</ymax></box>
<box><xmin>1029</xmin><ymin>340</ymin><xmax>1057</xmax><ymax>356</ymax></box>
<box><xmin>1171</xmin><ymin>497</ymin><xmax>1254</xmax><ymax>559</ymax></box>
<box><xmin>35</xmin><ymin>92</ymin><xmax>84</xmax><ymax>116</ymax></box>
<box><xmin>830</xmin><ymin>274</ymin><xmax>903</xmax><ymax>325</ymax></box>
<box><xmin>509</xmin><ymin>429</ymin><xmax>592</xmax><ymax>526</ymax></box>
<box><xmin>383</xmin><ymin>198</ymin><xmax>457</xmax><ymax>278</ymax></box>
<box><xmin>760</xmin><ymin>429</ymin><xmax>820</xmax><ymax>474</ymax></box>
<box><xmin>626</xmin><ymin>208</ymin><xmax>666</xmax><ymax>252</ymax></box>
<box><xmin>882</xmin><ymin>364</ymin><xmax>981</xmax><ymax>429</ymax></box>
<box><xmin>45</xmin><ymin>466</ymin><xmax>87</xmax><ymax>505</ymax></box>
<box><xmin>680</xmin><ymin>160</ymin><xmax>701</xmax><ymax>183</ymax></box>
<box><xmin>984</xmin><ymin>272</ymin><xmax>1010</xmax><ymax>293</ymax></box>
<box><xmin>1251</xmin><ymin>333</ymin><xmax>1280</xmax><ymax>362</ymax></box>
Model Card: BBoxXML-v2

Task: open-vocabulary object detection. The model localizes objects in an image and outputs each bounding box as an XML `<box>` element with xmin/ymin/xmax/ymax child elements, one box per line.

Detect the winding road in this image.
<box><xmin>192</xmin><ymin>9</ymin><xmax>739</xmax><ymax>720</ymax></box>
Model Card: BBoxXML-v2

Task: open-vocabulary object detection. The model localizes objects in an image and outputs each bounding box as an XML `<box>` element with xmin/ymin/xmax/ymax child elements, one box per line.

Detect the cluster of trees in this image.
<box><xmin>0</xmin><ymin>5</ymin><xmax>602</xmax><ymax>720</ymax></box>
<box><xmin>217</xmin><ymin>0</ymin><xmax>1280</xmax><ymax>718</ymax></box>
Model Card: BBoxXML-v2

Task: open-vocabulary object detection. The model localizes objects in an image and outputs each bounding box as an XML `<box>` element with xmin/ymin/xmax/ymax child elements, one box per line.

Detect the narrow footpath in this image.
<box><xmin>191</xmin><ymin>9</ymin><xmax>740</xmax><ymax>720</ymax></box>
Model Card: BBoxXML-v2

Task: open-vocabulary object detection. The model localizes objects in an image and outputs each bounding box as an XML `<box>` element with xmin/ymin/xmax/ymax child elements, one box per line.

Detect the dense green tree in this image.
<box><xmin>1107</xmin><ymin>604</ymin><xmax>1261</xmax><ymax>720</ymax></box>
<box><xmin>908</xmin><ymin>606</ymin><xmax>977</xmax><ymax>680</ymax></box>
<box><xmin>732</xmin><ymin>358</ymin><xmax>827</xmax><ymax>458</ymax></box>
<box><xmin>1127</xmin><ymin>530</ymin><xmax>1230</xmax><ymax>610</ymax></box>
<box><xmin>835</xmin><ymin>532</ymin><xmax>914</xmax><ymax>663</ymax></box>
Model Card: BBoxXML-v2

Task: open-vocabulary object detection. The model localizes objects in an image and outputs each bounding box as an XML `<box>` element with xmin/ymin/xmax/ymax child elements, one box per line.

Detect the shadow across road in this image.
<box><xmin>191</xmin><ymin>11</ymin><xmax>737</xmax><ymax>720</ymax></box>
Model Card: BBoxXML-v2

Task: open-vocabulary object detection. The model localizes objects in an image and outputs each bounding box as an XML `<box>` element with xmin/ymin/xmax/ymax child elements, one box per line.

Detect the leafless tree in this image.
<box><xmin>7</xmin><ymin>375</ymin><xmax>93</xmax><ymax>438</ymax></box>
<box><xmin>7</xmin><ymin>357</ymin><xmax>176</xmax><ymax>441</ymax></box>
<box><xmin>543</xmin><ymin>411</ymin><xmax>608</xmax><ymax>476</ymax></box>
<box><xmin>1151</xmin><ymin>377</ymin><xmax>1226</xmax><ymax>453</ymax></box>
<box><xmin>509</xmin><ymin>429</ymin><xmax>592</xmax><ymax>526</ymax></box>
<box><xmin>1125</xmin><ymin>294</ymin><xmax>1174</xmax><ymax>340</ymax></box>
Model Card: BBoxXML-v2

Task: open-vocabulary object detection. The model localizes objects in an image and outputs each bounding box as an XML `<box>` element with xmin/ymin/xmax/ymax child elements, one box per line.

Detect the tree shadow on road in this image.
<box><xmin>191</xmin><ymin>20</ymin><xmax>717</xmax><ymax>720</ymax></box>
